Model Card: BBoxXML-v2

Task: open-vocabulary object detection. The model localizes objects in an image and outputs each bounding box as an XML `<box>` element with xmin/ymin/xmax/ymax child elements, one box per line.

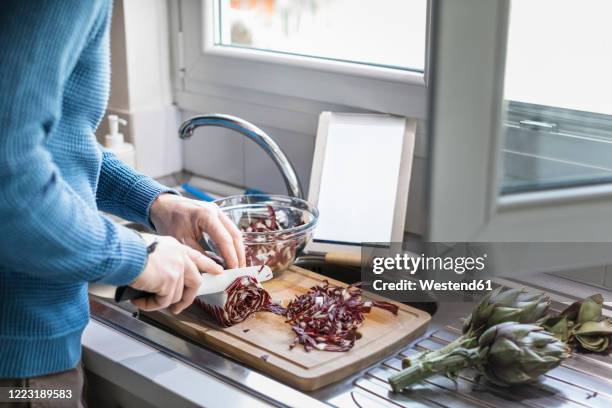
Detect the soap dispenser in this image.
<box><xmin>104</xmin><ymin>114</ymin><xmax>136</xmax><ymax>167</ymax></box>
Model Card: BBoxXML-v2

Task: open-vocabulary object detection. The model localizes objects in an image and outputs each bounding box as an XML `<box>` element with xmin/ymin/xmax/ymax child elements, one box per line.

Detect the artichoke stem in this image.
<box><xmin>402</xmin><ymin>335</ymin><xmax>476</xmax><ymax>369</ymax></box>
<box><xmin>390</xmin><ymin>351</ymin><xmax>475</xmax><ymax>392</ymax></box>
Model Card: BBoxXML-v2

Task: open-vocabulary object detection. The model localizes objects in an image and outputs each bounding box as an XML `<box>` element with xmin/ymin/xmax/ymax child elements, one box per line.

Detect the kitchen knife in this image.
<box><xmin>89</xmin><ymin>265</ymin><xmax>273</xmax><ymax>302</ymax></box>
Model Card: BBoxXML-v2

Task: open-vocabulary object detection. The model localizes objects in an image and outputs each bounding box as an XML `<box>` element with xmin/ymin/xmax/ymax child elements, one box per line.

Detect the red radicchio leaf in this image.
<box><xmin>266</xmin><ymin>302</ymin><xmax>287</xmax><ymax>315</ymax></box>
<box><xmin>194</xmin><ymin>275</ymin><xmax>271</xmax><ymax>327</ymax></box>
<box><xmin>371</xmin><ymin>300</ymin><xmax>400</xmax><ymax>315</ymax></box>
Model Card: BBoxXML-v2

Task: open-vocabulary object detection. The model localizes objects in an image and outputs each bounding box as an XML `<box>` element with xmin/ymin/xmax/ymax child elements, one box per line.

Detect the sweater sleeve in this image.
<box><xmin>96</xmin><ymin>149</ymin><xmax>177</xmax><ymax>229</ymax></box>
<box><xmin>0</xmin><ymin>1</ymin><xmax>146</xmax><ymax>286</ymax></box>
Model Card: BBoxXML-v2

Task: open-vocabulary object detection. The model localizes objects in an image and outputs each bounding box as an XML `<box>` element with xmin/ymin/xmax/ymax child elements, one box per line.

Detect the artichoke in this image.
<box><xmin>476</xmin><ymin>322</ymin><xmax>569</xmax><ymax>386</ymax></box>
<box><xmin>572</xmin><ymin>320</ymin><xmax>612</xmax><ymax>352</ymax></box>
<box><xmin>542</xmin><ymin>294</ymin><xmax>612</xmax><ymax>353</ymax></box>
<box><xmin>403</xmin><ymin>288</ymin><xmax>550</xmax><ymax>368</ymax></box>
<box><xmin>463</xmin><ymin>287</ymin><xmax>551</xmax><ymax>336</ymax></box>
<box><xmin>389</xmin><ymin>322</ymin><xmax>569</xmax><ymax>392</ymax></box>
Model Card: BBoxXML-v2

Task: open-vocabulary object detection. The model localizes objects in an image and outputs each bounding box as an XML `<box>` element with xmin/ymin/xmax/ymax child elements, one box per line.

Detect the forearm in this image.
<box><xmin>96</xmin><ymin>150</ymin><xmax>177</xmax><ymax>229</ymax></box>
<box><xmin>0</xmin><ymin>162</ymin><xmax>147</xmax><ymax>286</ymax></box>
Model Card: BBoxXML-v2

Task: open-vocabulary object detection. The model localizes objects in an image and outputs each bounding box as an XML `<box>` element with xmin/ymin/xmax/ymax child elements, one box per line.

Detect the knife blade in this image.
<box><xmin>89</xmin><ymin>265</ymin><xmax>273</xmax><ymax>302</ymax></box>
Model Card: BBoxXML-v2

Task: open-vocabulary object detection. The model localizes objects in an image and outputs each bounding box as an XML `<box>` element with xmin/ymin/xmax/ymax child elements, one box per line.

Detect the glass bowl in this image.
<box><xmin>206</xmin><ymin>194</ymin><xmax>319</xmax><ymax>273</ymax></box>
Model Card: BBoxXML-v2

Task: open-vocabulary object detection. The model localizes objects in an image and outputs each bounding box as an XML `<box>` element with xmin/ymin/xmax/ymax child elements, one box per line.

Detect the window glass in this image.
<box><xmin>216</xmin><ymin>0</ymin><xmax>427</xmax><ymax>72</ymax></box>
<box><xmin>501</xmin><ymin>0</ymin><xmax>612</xmax><ymax>194</ymax></box>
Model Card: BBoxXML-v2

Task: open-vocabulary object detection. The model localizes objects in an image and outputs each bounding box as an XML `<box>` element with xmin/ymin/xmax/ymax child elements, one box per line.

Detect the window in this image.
<box><xmin>428</xmin><ymin>0</ymin><xmax>612</xmax><ymax>245</ymax></box>
<box><xmin>501</xmin><ymin>0</ymin><xmax>612</xmax><ymax>194</ymax></box>
<box><xmin>215</xmin><ymin>0</ymin><xmax>427</xmax><ymax>72</ymax></box>
<box><xmin>170</xmin><ymin>1</ymin><xmax>430</xmax><ymax>120</ymax></box>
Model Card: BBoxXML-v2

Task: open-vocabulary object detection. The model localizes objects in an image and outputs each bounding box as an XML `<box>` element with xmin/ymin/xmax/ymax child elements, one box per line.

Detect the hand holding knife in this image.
<box><xmin>90</xmin><ymin>265</ymin><xmax>273</xmax><ymax>303</ymax></box>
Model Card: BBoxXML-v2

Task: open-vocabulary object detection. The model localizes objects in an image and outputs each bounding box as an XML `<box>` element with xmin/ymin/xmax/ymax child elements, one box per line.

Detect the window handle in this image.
<box><xmin>518</xmin><ymin>119</ymin><xmax>557</xmax><ymax>132</ymax></box>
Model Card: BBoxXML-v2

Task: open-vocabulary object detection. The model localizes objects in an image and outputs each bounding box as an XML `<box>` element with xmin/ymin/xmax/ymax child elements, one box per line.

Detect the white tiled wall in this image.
<box><xmin>181</xmin><ymin>112</ymin><xmax>315</xmax><ymax>196</ymax></box>
<box><xmin>182</xmin><ymin>125</ymin><xmax>245</xmax><ymax>187</ymax></box>
<box><xmin>243</xmin><ymin>125</ymin><xmax>315</xmax><ymax>195</ymax></box>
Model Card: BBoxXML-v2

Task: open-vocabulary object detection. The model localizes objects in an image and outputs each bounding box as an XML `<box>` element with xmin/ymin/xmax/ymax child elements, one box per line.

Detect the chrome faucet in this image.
<box><xmin>178</xmin><ymin>114</ymin><xmax>303</xmax><ymax>199</ymax></box>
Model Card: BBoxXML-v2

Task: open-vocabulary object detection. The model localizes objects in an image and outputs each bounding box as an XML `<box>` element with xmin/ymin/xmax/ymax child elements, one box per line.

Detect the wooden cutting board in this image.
<box><xmin>142</xmin><ymin>266</ymin><xmax>430</xmax><ymax>391</ymax></box>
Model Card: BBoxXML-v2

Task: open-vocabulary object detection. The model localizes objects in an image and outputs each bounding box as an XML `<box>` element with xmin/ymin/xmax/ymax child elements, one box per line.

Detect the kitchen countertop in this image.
<box><xmin>85</xmin><ymin>275</ymin><xmax>612</xmax><ymax>408</ymax></box>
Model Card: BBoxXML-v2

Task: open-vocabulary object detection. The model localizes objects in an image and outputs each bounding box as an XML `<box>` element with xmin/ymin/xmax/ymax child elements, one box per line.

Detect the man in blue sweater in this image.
<box><xmin>0</xmin><ymin>1</ymin><xmax>245</xmax><ymax>403</ymax></box>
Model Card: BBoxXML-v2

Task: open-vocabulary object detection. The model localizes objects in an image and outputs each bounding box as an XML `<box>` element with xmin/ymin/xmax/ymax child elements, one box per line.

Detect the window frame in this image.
<box><xmin>427</xmin><ymin>0</ymin><xmax>612</xmax><ymax>243</ymax></box>
<box><xmin>203</xmin><ymin>0</ymin><xmax>427</xmax><ymax>84</ymax></box>
<box><xmin>169</xmin><ymin>0</ymin><xmax>431</xmax><ymax>122</ymax></box>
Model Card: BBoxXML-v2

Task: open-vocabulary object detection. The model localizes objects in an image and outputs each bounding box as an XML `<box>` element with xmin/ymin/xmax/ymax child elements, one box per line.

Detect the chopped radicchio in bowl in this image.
<box><xmin>240</xmin><ymin>205</ymin><xmax>305</xmax><ymax>272</ymax></box>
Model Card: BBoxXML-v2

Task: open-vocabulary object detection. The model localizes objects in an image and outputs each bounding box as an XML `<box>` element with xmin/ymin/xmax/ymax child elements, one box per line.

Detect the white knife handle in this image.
<box><xmin>111</xmin><ymin>265</ymin><xmax>273</xmax><ymax>301</ymax></box>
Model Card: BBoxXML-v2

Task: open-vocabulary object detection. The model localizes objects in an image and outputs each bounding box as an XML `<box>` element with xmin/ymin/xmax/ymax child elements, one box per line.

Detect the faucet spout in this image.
<box><xmin>179</xmin><ymin>114</ymin><xmax>303</xmax><ymax>199</ymax></box>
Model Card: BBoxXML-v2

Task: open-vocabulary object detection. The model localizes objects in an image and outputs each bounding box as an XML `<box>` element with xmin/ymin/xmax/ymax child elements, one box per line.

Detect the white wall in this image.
<box><xmin>97</xmin><ymin>0</ymin><xmax>182</xmax><ymax>178</ymax></box>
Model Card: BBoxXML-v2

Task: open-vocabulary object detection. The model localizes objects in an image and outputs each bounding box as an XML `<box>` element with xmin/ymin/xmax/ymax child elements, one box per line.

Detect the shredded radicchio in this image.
<box><xmin>240</xmin><ymin>205</ymin><xmax>304</xmax><ymax>272</ymax></box>
<box><xmin>270</xmin><ymin>280</ymin><xmax>399</xmax><ymax>352</ymax></box>
<box><xmin>194</xmin><ymin>275</ymin><xmax>271</xmax><ymax>327</ymax></box>
<box><xmin>195</xmin><ymin>276</ymin><xmax>399</xmax><ymax>352</ymax></box>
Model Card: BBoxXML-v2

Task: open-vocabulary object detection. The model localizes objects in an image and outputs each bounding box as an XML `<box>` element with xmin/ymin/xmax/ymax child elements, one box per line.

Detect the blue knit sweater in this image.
<box><xmin>0</xmin><ymin>1</ymin><xmax>172</xmax><ymax>378</ymax></box>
